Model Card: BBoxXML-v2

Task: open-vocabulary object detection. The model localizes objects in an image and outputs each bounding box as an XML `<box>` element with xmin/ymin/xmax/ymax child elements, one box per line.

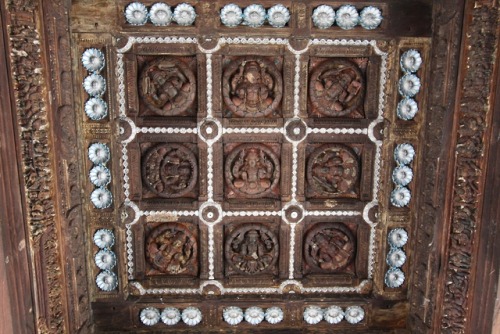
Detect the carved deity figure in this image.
<box><xmin>231</xmin><ymin>148</ymin><xmax>273</xmax><ymax>195</ymax></box>
<box><xmin>228</xmin><ymin>228</ymin><xmax>277</xmax><ymax>274</ymax></box>
<box><xmin>147</xmin><ymin>228</ymin><xmax>195</xmax><ymax>275</ymax></box>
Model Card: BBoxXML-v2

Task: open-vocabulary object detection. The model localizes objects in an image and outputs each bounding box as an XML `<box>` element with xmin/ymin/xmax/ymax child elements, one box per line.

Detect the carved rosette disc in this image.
<box><xmin>139</xmin><ymin>57</ymin><xmax>196</xmax><ymax>116</ymax></box>
<box><xmin>142</xmin><ymin>143</ymin><xmax>198</xmax><ymax>198</ymax></box>
<box><xmin>225</xmin><ymin>143</ymin><xmax>280</xmax><ymax>198</ymax></box>
<box><xmin>145</xmin><ymin>223</ymin><xmax>198</xmax><ymax>275</ymax></box>
<box><xmin>225</xmin><ymin>224</ymin><xmax>279</xmax><ymax>275</ymax></box>
<box><xmin>307</xmin><ymin>144</ymin><xmax>359</xmax><ymax>198</ymax></box>
<box><xmin>222</xmin><ymin>57</ymin><xmax>282</xmax><ymax>117</ymax></box>
<box><xmin>304</xmin><ymin>223</ymin><xmax>356</xmax><ymax>272</ymax></box>
<box><xmin>309</xmin><ymin>59</ymin><xmax>364</xmax><ymax>117</ymax></box>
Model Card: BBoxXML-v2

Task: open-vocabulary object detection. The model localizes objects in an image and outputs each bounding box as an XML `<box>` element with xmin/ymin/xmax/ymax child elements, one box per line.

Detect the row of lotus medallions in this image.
<box><xmin>144</xmin><ymin>222</ymin><xmax>357</xmax><ymax>276</ymax></box>
<box><xmin>139</xmin><ymin>304</ymin><xmax>366</xmax><ymax>327</ymax></box>
<box><xmin>124</xmin><ymin>2</ymin><xmax>383</xmax><ymax>30</ymax></box>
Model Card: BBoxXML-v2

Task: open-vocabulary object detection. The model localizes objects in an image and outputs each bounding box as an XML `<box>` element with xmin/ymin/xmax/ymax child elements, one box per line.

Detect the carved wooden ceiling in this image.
<box><xmin>1</xmin><ymin>0</ymin><xmax>499</xmax><ymax>333</ymax></box>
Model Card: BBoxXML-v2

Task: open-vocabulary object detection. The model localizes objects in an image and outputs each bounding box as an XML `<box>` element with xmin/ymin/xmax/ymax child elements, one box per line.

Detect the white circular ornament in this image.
<box><xmin>93</xmin><ymin>229</ymin><xmax>114</xmax><ymax>249</ymax></box>
<box><xmin>359</xmin><ymin>6</ymin><xmax>382</xmax><ymax>30</ymax></box>
<box><xmin>85</xmin><ymin>97</ymin><xmax>108</xmax><ymax>120</ymax></box>
<box><xmin>243</xmin><ymin>4</ymin><xmax>266</xmax><ymax>28</ymax></box>
<box><xmin>344</xmin><ymin>306</ymin><xmax>365</xmax><ymax>324</ymax></box>
<box><xmin>220</xmin><ymin>4</ymin><xmax>243</xmax><ymax>27</ymax></box>
<box><xmin>394</xmin><ymin>143</ymin><xmax>415</xmax><ymax>165</ymax></box>
<box><xmin>390</xmin><ymin>186</ymin><xmax>411</xmax><ymax>208</ymax></box>
<box><xmin>385</xmin><ymin>267</ymin><xmax>405</xmax><ymax>288</ymax></box>
<box><xmin>265</xmin><ymin>307</ymin><xmax>283</xmax><ymax>324</ymax></box>
<box><xmin>398</xmin><ymin>74</ymin><xmax>421</xmax><ymax>97</ymax></box>
<box><xmin>125</xmin><ymin>2</ymin><xmax>148</xmax><ymax>26</ymax></box>
<box><xmin>149</xmin><ymin>3</ymin><xmax>172</xmax><ymax>26</ymax></box>
<box><xmin>89</xmin><ymin>165</ymin><xmax>111</xmax><ymax>187</ymax></box>
<box><xmin>324</xmin><ymin>305</ymin><xmax>344</xmax><ymax>324</ymax></box>
<box><xmin>244</xmin><ymin>306</ymin><xmax>264</xmax><ymax>325</ymax></box>
<box><xmin>267</xmin><ymin>4</ymin><xmax>290</xmax><ymax>28</ymax></box>
<box><xmin>303</xmin><ymin>306</ymin><xmax>323</xmax><ymax>324</ymax></box>
<box><xmin>83</xmin><ymin>73</ymin><xmax>106</xmax><ymax>97</ymax></box>
<box><xmin>161</xmin><ymin>307</ymin><xmax>181</xmax><ymax>325</ymax></box>
<box><xmin>336</xmin><ymin>5</ymin><xmax>359</xmax><ymax>30</ymax></box>
<box><xmin>173</xmin><ymin>3</ymin><xmax>196</xmax><ymax>26</ymax></box>
<box><xmin>88</xmin><ymin>142</ymin><xmax>110</xmax><ymax>165</ymax></box>
<box><xmin>181</xmin><ymin>307</ymin><xmax>202</xmax><ymax>326</ymax></box>
<box><xmin>140</xmin><ymin>307</ymin><xmax>160</xmax><ymax>326</ymax></box>
<box><xmin>223</xmin><ymin>306</ymin><xmax>243</xmax><ymax>325</ymax></box>
<box><xmin>400</xmin><ymin>49</ymin><xmax>423</xmax><ymax>73</ymax></box>
<box><xmin>392</xmin><ymin>165</ymin><xmax>413</xmax><ymax>186</ymax></box>
<box><xmin>388</xmin><ymin>228</ymin><xmax>409</xmax><ymax>248</ymax></box>
<box><xmin>96</xmin><ymin>270</ymin><xmax>118</xmax><ymax>291</ymax></box>
<box><xmin>94</xmin><ymin>249</ymin><xmax>117</xmax><ymax>270</ymax></box>
<box><xmin>312</xmin><ymin>5</ymin><xmax>335</xmax><ymax>29</ymax></box>
<box><xmin>386</xmin><ymin>248</ymin><xmax>407</xmax><ymax>267</ymax></box>
<box><xmin>91</xmin><ymin>187</ymin><xmax>113</xmax><ymax>209</ymax></box>
<box><xmin>397</xmin><ymin>98</ymin><xmax>418</xmax><ymax>120</ymax></box>
<box><xmin>81</xmin><ymin>48</ymin><xmax>105</xmax><ymax>72</ymax></box>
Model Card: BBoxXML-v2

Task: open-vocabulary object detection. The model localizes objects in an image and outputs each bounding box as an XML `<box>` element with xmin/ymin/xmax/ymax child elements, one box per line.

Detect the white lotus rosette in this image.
<box><xmin>386</xmin><ymin>248</ymin><xmax>407</xmax><ymax>267</ymax></box>
<box><xmin>244</xmin><ymin>306</ymin><xmax>264</xmax><ymax>325</ymax></box>
<box><xmin>397</xmin><ymin>98</ymin><xmax>418</xmax><ymax>120</ymax></box>
<box><xmin>181</xmin><ymin>307</ymin><xmax>202</xmax><ymax>326</ymax></box>
<box><xmin>359</xmin><ymin>6</ymin><xmax>382</xmax><ymax>30</ymax></box>
<box><xmin>173</xmin><ymin>3</ymin><xmax>196</xmax><ymax>26</ymax></box>
<box><xmin>161</xmin><ymin>307</ymin><xmax>181</xmax><ymax>325</ymax></box>
<box><xmin>336</xmin><ymin>5</ymin><xmax>359</xmax><ymax>30</ymax></box>
<box><xmin>149</xmin><ymin>3</ymin><xmax>172</xmax><ymax>26</ymax></box>
<box><xmin>394</xmin><ymin>143</ymin><xmax>415</xmax><ymax>165</ymax></box>
<box><xmin>344</xmin><ymin>306</ymin><xmax>365</xmax><ymax>324</ymax></box>
<box><xmin>223</xmin><ymin>306</ymin><xmax>244</xmax><ymax>325</ymax></box>
<box><xmin>140</xmin><ymin>307</ymin><xmax>160</xmax><ymax>326</ymax></box>
<box><xmin>94</xmin><ymin>249</ymin><xmax>117</xmax><ymax>270</ymax></box>
<box><xmin>385</xmin><ymin>267</ymin><xmax>405</xmax><ymax>288</ymax></box>
<box><xmin>91</xmin><ymin>187</ymin><xmax>113</xmax><ymax>209</ymax></box>
<box><xmin>267</xmin><ymin>4</ymin><xmax>290</xmax><ymax>28</ymax></box>
<box><xmin>400</xmin><ymin>49</ymin><xmax>422</xmax><ymax>73</ymax></box>
<box><xmin>324</xmin><ymin>305</ymin><xmax>344</xmax><ymax>324</ymax></box>
<box><xmin>220</xmin><ymin>4</ymin><xmax>243</xmax><ymax>27</ymax></box>
<box><xmin>265</xmin><ymin>307</ymin><xmax>283</xmax><ymax>324</ymax></box>
<box><xmin>89</xmin><ymin>165</ymin><xmax>111</xmax><ymax>187</ymax></box>
<box><xmin>303</xmin><ymin>306</ymin><xmax>323</xmax><ymax>324</ymax></box>
<box><xmin>392</xmin><ymin>165</ymin><xmax>413</xmax><ymax>186</ymax></box>
<box><xmin>312</xmin><ymin>5</ymin><xmax>335</xmax><ymax>29</ymax></box>
<box><xmin>85</xmin><ymin>97</ymin><xmax>108</xmax><ymax>120</ymax></box>
<box><xmin>96</xmin><ymin>270</ymin><xmax>118</xmax><ymax>291</ymax></box>
<box><xmin>388</xmin><ymin>228</ymin><xmax>409</xmax><ymax>248</ymax></box>
<box><xmin>93</xmin><ymin>229</ymin><xmax>115</xmax><ymax>249</ymax></box>
<box><xmin>81</xmin><ymin>48</ymin><xmax>105</xmax><ymax>73</ymax></box>
<box><xmin>398</xmin><ymin>74</ymin><xmax>421</xmax><ymax>97</ymax></box>
<box><xmin>390</xmin><ymin>187</ymin><xmax>411</xmax><ymax>207</ymax></box>
<box><xmin>243</xmin><ymin>4</ymin><xmax>266</xmax><ymax>28</ymax></box>
<box><xmin>88</xmin><ymin>142</ymin><xmax>110</xmax><ymax>165</ymax></box>
<box><xmin>83</xmin><ymin>73</ymin><xmax>106</xmax><ymax>97</ymax></box>
<box><xmin>125</xmin><ymin>2</ymin><xmax>148</xmax><ymax>26</ymax></box>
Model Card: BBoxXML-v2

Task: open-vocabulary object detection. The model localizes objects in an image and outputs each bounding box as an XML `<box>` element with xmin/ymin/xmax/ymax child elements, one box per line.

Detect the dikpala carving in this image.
<box><xmin>223</xmin><ymin>57</ymin><xmax>282</xmax><ymax>117</ymax></box>
<box><xmin>139</xmin><ymin>57</ymin><xmax>196</xmax><ymax>116</ymax></box>
<box><xmin>225</xmin><ymin>224</ymin><xmax>279</xmax><ymax>275</ymax></box>
<box><xmin>146</xmin><ymin>223</ymin><xmax>198</xmax><ymax>275</ymax></box>
<box><xmin>142</xmin><ymin>143</ymin><xmax>198</xmax><ymax>197</ymax></box>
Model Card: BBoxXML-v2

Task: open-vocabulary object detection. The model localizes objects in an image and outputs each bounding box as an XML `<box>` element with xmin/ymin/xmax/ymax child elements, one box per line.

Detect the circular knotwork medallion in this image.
<box><xmin>225</xmin><ymin>144</ymin><xmax>280</xmax><ymax>198</ymax></box>
<box><xmin>139</xmin><ymin>57</ymin><xmax>196</xmax><ymax>116</ymax></box>
<box><xmin>304</xmin><ymin>223</ymin><xmax>356</xmax><ymax>272</ymax></box>
<box><xmin>146</xmin><ymin>223</ymin><xmax>197</xmax><ymax>275</ymax></box>
<box><xmin>142</xmin><ymin>143</ymin><xmax>198</xmax><ymax>198</ymax></box>
<box><xmin>309</xmin><ymin>59</ymin><xmax>364</xmax><ymax>117</ymax></box>
<box><xmin>222</xmin><ymin>57</ymin><xmax>282</xmax><ymax>117</ymax></box>
<box><xmin>225</xmin><ymin>224</ymin><xmax>279</xmax><ymax>275</ymax></box>
<box><xmin>307</xmin><ymin>144</ymin><xmax>359</xmax><ymax>197</ymax></box>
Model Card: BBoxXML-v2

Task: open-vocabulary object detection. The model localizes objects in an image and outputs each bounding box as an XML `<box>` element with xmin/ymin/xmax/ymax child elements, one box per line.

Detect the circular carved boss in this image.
<box><xmin>142</xmin><ymin>143</ymin><xmax>198</xmax><ymax>198</ymax></box>
<box><xmin>307</xmin><ymin>144</ymin><xmax>359</xmax><ymax>197</ymax></box>
<box><xmin>304</xmin><ymin>222</ymin><xmax>356</xmax><ymax>272</ymax></box>
<box><xmin>222</xmin><ymin>57</ymin><xmax>283</xmax><ymax>117</ymax></box>
<box><xmin>225</xmin><ymin>224</ymin><xmax>279</xmax><ymax>275</ymax></box>
<box><xmin>146</xmin><ymin>223</ymin><xmax>197</xmax><ymax>275</ymax></box>
<box><xmin>139</xmin><ymin>57</ymin><xmax>196</xmax><ymax>116</ymax></box>
<box><xmin>225</xmin><ymin>144</ymin><xmax>280</xmax><ymax>198</ymax></box>
<box><xmin>309</xmin><ymin>59</ymin><xmax>364</xmax><ymax>117</ymax></box>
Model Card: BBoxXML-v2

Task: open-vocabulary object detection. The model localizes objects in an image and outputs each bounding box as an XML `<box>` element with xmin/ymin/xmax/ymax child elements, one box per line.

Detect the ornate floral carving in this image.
<box><xmin>142</xmin><ymin>143</ymin><xmax>198</xmax><ymax>198</ymax></box>
<box><xmin>304</xmin><ymin>223</ymin><xmax>356</xmax><ymax>273</ymax></box>
<box><xmin>225</xmin><ymin>224</ymin><xmax>279</xmax><ymax>275</ymax></box>
<box><xmin>222</xmin><ymin>57</ymin><xmax>282</xmax><ymax>117</ymax></box>
<box><xmin>309</xmin><ymin>59</ymin><xmax>364</xmax><ymax>117</ymax></box>
<box><xmin>307</xmin><ymin>144</ymin><xmax>359</xmax><ymax>198</ymax></box>
<box><xmin>145</xmin><ymin>223</ymin><xmax>198</xmax><ymax>275</ymax></box>
<box><xmin>139</xmin><ymin>57</ymin><xmax>196</xmax><ymax>116</ymax></box>
<box><xmin>225</xmin><ymin>144</ymin><xmax>280</xmax><ymax>198</ymax></box>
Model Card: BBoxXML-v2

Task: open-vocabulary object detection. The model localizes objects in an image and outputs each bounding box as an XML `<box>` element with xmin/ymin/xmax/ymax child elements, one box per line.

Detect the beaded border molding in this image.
<box><xmin>116</xmin><ymin>36</ymin><xmax>389</xmax><ymax>295</ymax></box>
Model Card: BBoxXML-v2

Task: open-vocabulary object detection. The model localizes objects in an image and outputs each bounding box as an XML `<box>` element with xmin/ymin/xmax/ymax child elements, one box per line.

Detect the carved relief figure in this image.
<box><xmin>307</xmin><ymin>144</ymin><xmax>359</xmax><ymax>198</ymax></box>
<box><xmin>309</xmin><ymin>59</ymin><xmax>364</xmax><ymax>117</ymax></box>
<box><xmin>139</xmin><ymin>57</ymin><xmax>196</xmax><ymax>116</ymax></box>
<box><xmin>304</xmin><ymin>223</ymin><xmax>356</xmax><ymax>272</ymax></box>
<box><xmin>223</xmin><ymin>57</ymin><xmax>282</xmax><ymax>117</ymax></box>
<box><xmin>225</xmin><ymin>144</ymin><xmax>280</xmax><ymax>198</ymax></box>
<box><xmin>225</xmin><ymin>225</ymin><xmax>278</xmax><ymax>275</ymax></box>
<box><xmin>142</xmin><ymin>143</ymin><xmax>198</xmax><ymax>198</ymax></box>
<box><xmin>146</xmin><ymin>223</ymin><xmax>198</xmax><ymax>275</ymax></box>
